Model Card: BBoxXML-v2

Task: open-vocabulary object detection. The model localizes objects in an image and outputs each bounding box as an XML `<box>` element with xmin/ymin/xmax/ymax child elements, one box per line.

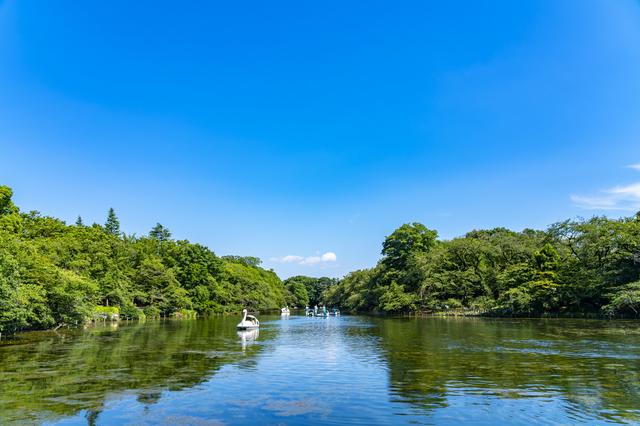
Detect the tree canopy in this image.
<box><xmin>325</xmin><ymin>216</ymin><xmax>640</xmax><ymax>317</ymax></box>
<box><xmin>149</xmin><ymin>223</ymin><xmax>171</xmax><ymax>241</ymax></box>
<box><xmin>0</xmin><ymin>186</ymin><xmax>307</xmax><ymax>334</ymax></box>
<box><xmin>2</xmin><ymin>183</ymin><xmax>640</xmax><ymax>335</ymax></box>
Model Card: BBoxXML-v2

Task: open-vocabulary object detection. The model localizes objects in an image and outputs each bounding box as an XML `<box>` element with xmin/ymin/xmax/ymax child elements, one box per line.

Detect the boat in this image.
<box><xmin>280</xmin><ymin>307</ymin><xmax>290</xmax><ymax>315</ymax></box>
<box><xmin>236</xmin><ymin>309</ymin><xmax>260</xmax><ymax>330</ymax></box>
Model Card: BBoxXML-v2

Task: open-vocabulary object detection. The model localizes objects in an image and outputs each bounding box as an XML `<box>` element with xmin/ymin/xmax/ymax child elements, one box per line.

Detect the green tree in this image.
<box><xmin>0</xmin><ymin>185</ymin><xmax>304</xmax><ymax>332</ymax></box>
<box><xmin>283</xmin><ymin>276</ymin><xmax>336</xmax><ymax>306</ymax></box>
<box><xmin>285</xmin><ymin>279</ymin><xmax>309</xmax><ymax>307</ymax></box>
<box><xmin>603</xmin><ymin>281</ymin><xmax>640</xmax><ymax>316</ymax></box>
<box><xmin>0</xmin><ymin>241</ymin><xmax>31</xmax><ymax>333</ymax></box>
<box><xmin>7</xmin><ymin>182</ymin><xmax>640</xmax><ymax>333</ymax></box>
<box><xmin>104</xmin><ymin>208</ymin><xmax>120</xmax><ymax>236</ymax></box>
<box><xmin>381</xmin><ymin>223</ymin><xmax>438</xmax><ymax>271</ymax></box>
<box><xmin>149</xmin><ymin>223</ymin><xmax>171</xmax><ymax>241</ymax></box>
<box><xmin>378</xmin><ymin>281</ymin><xmax>416</xmax><ymax>313</ymax></box>
<box><xmin>324</xmin><ymin>269</ymin><xmax>377</xmax><ymax>312</ymax></box>
<box><xmin>0</xmin><ymin>185</ymin><xmax>18</xmax><ymax>215</ymax></box>
<box><xmin>222</xmin><ymin>255</ymin><xmax>262</xmax><ymax>267</ymax></box>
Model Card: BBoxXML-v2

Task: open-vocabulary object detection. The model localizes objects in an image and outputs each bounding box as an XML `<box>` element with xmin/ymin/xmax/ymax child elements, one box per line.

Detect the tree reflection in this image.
<box><xmin>375</xmin><ymin>317</ymin><xmax>640</xmax><ymax>423</ymax></box>
<box><xmin>0</xmin><ymin>317</ymin><xmax>271</xmax><ymax>424</ymax></box>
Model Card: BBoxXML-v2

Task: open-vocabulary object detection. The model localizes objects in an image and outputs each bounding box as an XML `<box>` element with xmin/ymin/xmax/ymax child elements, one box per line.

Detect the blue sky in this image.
<box><xmin>1</xmin><ymin>0</ymin><xmax>640</xmax><ymax>278</ymax></box>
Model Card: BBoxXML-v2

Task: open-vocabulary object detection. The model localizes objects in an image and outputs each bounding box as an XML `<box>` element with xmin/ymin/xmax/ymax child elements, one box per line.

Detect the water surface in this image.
<box><xmin>1</xmin><ymin>315</ymin><xmax>639</xmax><ymax>425</ymax></box>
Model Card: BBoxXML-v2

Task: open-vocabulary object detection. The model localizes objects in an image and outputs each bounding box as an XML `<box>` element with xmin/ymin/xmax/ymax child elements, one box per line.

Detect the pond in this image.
<box><xmin>1</xmin><ymin>315</ymin><xmax>639</xmax><ymax>425</ymax></box>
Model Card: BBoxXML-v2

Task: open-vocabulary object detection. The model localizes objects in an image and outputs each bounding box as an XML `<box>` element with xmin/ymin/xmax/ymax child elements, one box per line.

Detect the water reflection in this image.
<box><xmin>0</xmin><ymin>316</ymin><xmax>639</xmax><ymax>425</ymax></box>
<box><xmin>375</xmin><ymin>317</ymin><xmax>640</xmax><ymax>423</ymax></box>
<box><xmin>0</xmin><ymin>317</ymin><xmax>272</xmax><ymax>425</ymax></box>
<box><xmin>237</xmin><ymin>329</ymin><xmax>259</xmax><ymax>351</ymax></box>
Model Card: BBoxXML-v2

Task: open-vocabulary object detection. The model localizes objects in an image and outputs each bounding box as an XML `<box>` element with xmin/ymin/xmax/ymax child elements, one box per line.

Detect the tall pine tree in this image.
<box><xmin>149</xmin><ymin>223</ymin><xmax>171</xmax><ymax>241</ymax></box>
<box><xmin>75</xmin><ymin>215</ymin><xmax>84</xmax><ymax>226</ymax></box>
<box><xmin>105</xmin><ymin>208</ymin><xmax>120</xmax><ymax>236</ymax></box>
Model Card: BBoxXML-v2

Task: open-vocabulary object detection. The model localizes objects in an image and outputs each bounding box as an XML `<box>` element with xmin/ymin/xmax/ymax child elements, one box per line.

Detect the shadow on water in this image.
<box><xmin>373</xmin><ymin>317</ymin><xmax>640</xmax><ymax>423</ymax></box>
<box><xmin>0</xmin><ymin>316</ymin><xmax>277</xmax><ymax>425</ymax></box>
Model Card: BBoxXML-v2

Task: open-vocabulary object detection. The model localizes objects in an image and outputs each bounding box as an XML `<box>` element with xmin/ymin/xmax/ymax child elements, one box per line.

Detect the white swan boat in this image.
<box><xmin>280</xmin><ymin>307</ymin><xmax>290</xmax><ymax>315</ymax></box>
<box><xmin>236</xmin><ymin>309</ymin><xmax>260</xmax><ymax>330</ymax></box>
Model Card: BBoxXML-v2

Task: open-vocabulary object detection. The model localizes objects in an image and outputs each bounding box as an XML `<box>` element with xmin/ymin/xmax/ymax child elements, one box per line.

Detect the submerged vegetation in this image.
<box><xmin>325</xmin><ymin>216</ymin><xmax>640</xmax><ymax>318</ymax></box>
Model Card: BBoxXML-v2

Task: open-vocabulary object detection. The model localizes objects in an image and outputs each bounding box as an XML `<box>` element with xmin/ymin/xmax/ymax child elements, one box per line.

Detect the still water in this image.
<box><xmin>1</xmin><ymin>315</ymin><xmax>639</xmax><ymax>425</ymax></box>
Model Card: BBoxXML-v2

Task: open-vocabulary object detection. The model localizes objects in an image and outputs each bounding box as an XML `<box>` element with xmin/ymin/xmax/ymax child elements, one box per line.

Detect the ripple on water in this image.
<box><xmin>2</xmin><ymin>316</ymin><xmax>640</xmax><ymax>425</ymax></box>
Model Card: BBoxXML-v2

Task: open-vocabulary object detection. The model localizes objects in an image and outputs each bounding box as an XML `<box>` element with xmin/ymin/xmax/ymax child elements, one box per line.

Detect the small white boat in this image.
<box><xmin>280</xmin><ymin>307</ymin><xmax>290</xmax><ymax>315</ymax></box>
<box><xmin>236</xmin><ymin>309</ymin><xmax>260</xmax><ymax>330</ymax></box>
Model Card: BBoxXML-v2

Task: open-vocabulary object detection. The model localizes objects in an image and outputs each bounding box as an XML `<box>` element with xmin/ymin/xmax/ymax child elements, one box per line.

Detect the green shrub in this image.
<box><xmin>171</xmin><ymin>309</ymin><xmax>197</xmax><ymax>319</ymax></box>
<box><xmin>379</xmin><ymin>281</ymin><xmax>416</xmax><ymax>313</ymax></box>
<box><xmin>119</xmin><ymin>302</ymin><xmax>145</xmax><ymax>320</ymax></box>
<box><xmin>93</xmin><ymin>305</ymin><xmax>119</xmax><ymax>321</ymax></box>
<box><xmin>442</xmin><ymin>298</ymin><xmax>464</xmax><ymax>310</ymax></box>
<box><xmin>498</xmin><ymin>287</ymin><xmax>534</xmax><ymax>315</ymax></box>
<box><xmin>143</xmin><ymin>305</ymin><xmax>161</xmax><ymax>319</ymax></box>
<box><xmin>469</xmin><ymin>296</ymin><xmax>496</xmax><ymax>312</ymax></box>
<box><xmin>603</xmin><ymin>281</ymin><xmax>640</xmax><ymax>317</ymax></box>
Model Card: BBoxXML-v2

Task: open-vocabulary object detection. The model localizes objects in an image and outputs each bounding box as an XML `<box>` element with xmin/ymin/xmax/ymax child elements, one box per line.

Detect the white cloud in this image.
<box><xmin>570</xmin><ymin>194</ymin><xmax>633</xmax><ymax>210</ymax></box>
<box><xmin>571</xmin><ymin>167</ymin><xmax>640</xmax><ymax>210</ymax></box>
<box><xmin>300</xmin><ymin>256</ymin><xmax>322</xmax><ymax>265</ymax></box>
<box><xmin>321</xmin><ymin>252</ymin><xmax>337</xmax><ymax>262</ymax></box>
<box><xmin>270</xmin><ymin>252</ymin><xmax>337</xmax><ymax>266</ymax></box>
<box><xmin>269</xmin><ymin>255</ymin><xmax>304</xmax><ymax>263</ymax></box>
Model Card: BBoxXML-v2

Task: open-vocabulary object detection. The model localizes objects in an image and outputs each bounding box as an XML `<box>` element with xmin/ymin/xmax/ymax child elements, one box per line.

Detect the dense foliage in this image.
<box><xmin>283</xmin><ymin>275</ymin><xmax>337</xmax><ymax>308</ymax></box>
<box><xmin>325</xmin><ymin>216</ymin><xmax>640</xmax><ymax>317</ymax></box>
<box><xmin>3</xmin><ymin>182</ymin><xmax>640</xmax><ymax>334</ymax></box>
<box><xmin>0</xmin><ymin>186</ymin><xmax>313</xmax><ymax>334</ymax></box>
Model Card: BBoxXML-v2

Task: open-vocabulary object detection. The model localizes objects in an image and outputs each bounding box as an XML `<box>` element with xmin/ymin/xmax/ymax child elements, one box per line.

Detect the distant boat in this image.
<box><xmin>280</xmin><ymin>307</ymin><xmax>290</xmax><ymax>315</ymax></box>
<box><xmin>304</xmin><ymin>305</ymin><xmax>334</xmax><ymax>317</ymax></box>
<box><xmin>236</xmin><ymin>309</ymin><xmax>260</xmax><ymax>330</ymax></box>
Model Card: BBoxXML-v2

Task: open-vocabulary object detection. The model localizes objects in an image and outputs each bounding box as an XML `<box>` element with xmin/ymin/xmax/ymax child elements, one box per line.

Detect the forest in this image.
<box><xmin>2</xmin><ymin>183</ymin><xmax>640</xmax><ymax>335</ymax></box>
<box><xmin>325</xmin><ymin>216</ymin><xmax>640</xmax><ymax>317</ymax></box>
<box><xmin>0</xmin><ymin>185</ymin><xmax>326</xmax><ymax>334</ymax></box>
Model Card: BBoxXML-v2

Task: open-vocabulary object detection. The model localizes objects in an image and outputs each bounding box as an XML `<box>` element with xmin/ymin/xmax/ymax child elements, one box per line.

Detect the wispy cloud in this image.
<box><xmin>273</xmin><ymin>255</ymin><xmax>304</xmax><ymax>263</ymax></box>
<box><xmin>270</xmin><ymin>252</ymin><xmax>337</xmax><ymax>266</ymax></box>
<box><xmin>571</xmin><ymin>166</ymin><xmax>640</xmax><ymax>211</ymax></box>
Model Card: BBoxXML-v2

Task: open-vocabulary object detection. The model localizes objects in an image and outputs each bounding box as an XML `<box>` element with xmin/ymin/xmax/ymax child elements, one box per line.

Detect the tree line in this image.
<box><xmin>0</xmin><ymin>186</ymin><xmax>328</xmax><ymax>334</ymax></box>
<box><xmin>3</xmin><ymin>183</ymin><xmax>639</xmax><ymax>334</ymax></box>
<box><xmin>324</xmin><ymin>215</ymin><xmax>640</xmax><ymax>317</ymax></box>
